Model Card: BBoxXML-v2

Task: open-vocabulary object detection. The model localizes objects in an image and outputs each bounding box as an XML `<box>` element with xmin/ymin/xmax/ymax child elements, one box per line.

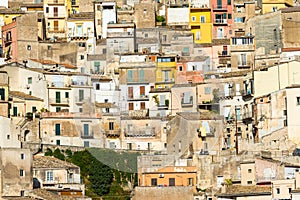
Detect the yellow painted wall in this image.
<box><xmin>0</xmin><ymin>13</ymin><xmax>22</xmax><ymax>25</ymax></box>
<box><xmin>155</xmin><ymin>61</ymin><xmax>177</xmax><ymax>88</ymax></box>
<box><xmin>190</xmin><ymin>9</ymin><xmax>212</xmax><ymax>44</ymax></box>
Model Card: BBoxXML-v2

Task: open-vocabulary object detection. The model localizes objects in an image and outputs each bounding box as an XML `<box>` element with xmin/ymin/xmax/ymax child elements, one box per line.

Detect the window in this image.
<box><xmin>162</xmin><ymin>35</ymin><xmax>167</xmax><ymax>42</ymax></box>
<box><xmin>228</xmin><ymin>14</ymin><xmax>232</xmax><ymax>19</ymax></box>
<box><xmin>72</xmin><ymin>0</ymin><xmax>76</xmax><ymax>5</ymax></box>
<box><xmin>55</xmin><ymin>124</ymin><xmax>61</xmax><ymax>136</ymax></box>
<box><xmin>46</xmin><ymin>171</ymin><xmax>53</xmax><ymax>182</ymax></box>
<box><xmin>127</xmin><ymin>143</ymin><xmax>132</xmax><ymax>150</ymax></box>
<box><xmin>27</xmin><ymin>45</ymin><xmax>31</xmax><ymax>50</ymax></box>
<box><xmin>169</xmin><ymin>178</ymin><xmax>175</xmax><ymax>186</ymax></box>
<box><xmin>139</xmin><ymin>69</ymin><xmax>144</xmax><ymax>82</ymax></box>
<box><xmin>13</xmin><ymin>106</ymin><xmax>18</xmax><ymax>116</ymax></box>
<box><xmin>140</xmin><ymin>86</ymin><xmax>145</xmax><ymax>96</ymax></box>
<box><xmin>65</xmin><ymin>92</ymin><xmax>69</xmax><ymax>98</ymax></box>
<box><xmin>141</xmin><ymin>102</ymin><xmax>146</xmax><ymax>110</ymax></box>
<box><xmin>151</xmin><ymin>178</ymin><xmax>157</xmax><ymax>186</ymax></box>
<box><xmin>289</xmin><ymin>188</ymin><xmax>292</xmax><ymax>193</ymax></box>
<box><xmin>248</xmin><ymin>169</ymin><xmax>252</xmax><ymax>173</ymax></box>
<box><xmin>96</xmin><ymin>83</ymin><xmax>100</xmax><ymax>90</ymax></box>
<box><xmin>127</xmin><ymin>70</ymin><xmax>133</xmax><ymax>82</ymax></box>
<box><xmin>7</xmin><ymin>135</ymin><xmax>10</xmax><ymax>140</ymax></box>
<box><xmin>188</xmin><ymin>178</ymin><xmax>193</xmax><ymax>186</ymax></box>
<box><xmin>20</xmin><ymin>169</ymin><xmax>25</xmax><ymax>177</ymax></box>
<box><xmin>83</xmin><ymin>124</ymin><xmax>89</xmax><ymax>136</ymax></box>
<box><xmin>97</xmin><ymin>19</ymin><xmax>101</xmax><ymax>25</ymax></box>
<box><xmin>128</xmin><ymin>87</ymin><xmax>133</xmax><ymax>99</ymax></box>
<box><xmin>84</xmin><ymin>141</ymin><xmax>89</xmax><ymax>147</ymax></box>
<box><xmin>129</xmin><ymin>103</ymin><xmax>134</xmax><ymax>110</ymax></box>
<box><xmin>56</xmin><ymin>140</ymin><xmax>60</xmax><ymax>145</ymax></box>
<box><xmin>21</xmin><ymin>190</ymin><xmax>25</xmax><ymax>196</ymax></box>
<box><xmin>48</xmin><ymin>45</ymin><xmax>51</xmax><ymax>50</ymax></box>
<box><xmin>94</xmin><ymin>61</ymin><xmax>100</xmax><ymax>73</ymax></box>
<box><xmin>276</xmin><ymin>188</ymin><xmax>280</xmax><ymax>194</ymax></box>
<box><xmin>56</xmin><ymin>107</ymin><xmax>61</xmax><ymax>112</ymax></box>
<box><xmin>196</xmin><ymin>31</ymin><xmax>200</xmax><ymax>40</ymax></box>
<box><xmin>179</xmin><ymin>66</ymin><xmax>183</xmax><ymax>71</ymax></box>
<box><xmin>79</xmin><ymin>107</ymin><xmax>83</xmax><ymax>112</ymax></box>
<box><xmin>109</xmin><ymin>122</ymin><xmax>114</xmax><ymax>130</ymax></box>
<box><xmin>56</xmin><ymin>91</ymin><xmax>61</xmax><ymax>103</ymax></box>
<box><xmin>145</xmin><ymin>33</ymin><xmax>148</xmax><ymax>38</ymax></box>
<box><xmin>240</xmin><ymin>54</ymin><xmax>247</xmax><ymax>66</ymax></box>
<box><xmin>227</xmin><ymin>0</ymin><xmax>231</xmax><ymax>4</ymax></box>
<box><xmin>200</xmin><ymin>16</ymin><xmax>205</xmax><ymax>23</ymax></box>
<box><xmin>21</xmin><ymin>153</ymin><xmax>25</xmax><ymax>160</ymax></box>
<box><xmin>46</xmin><ymin>7</ymin><xmax>49</xmax><ymax>13</ymax></box>
<box><xmin>192</xmin><ymin>16</ymin><xmax>196</xmax><ymax>22</ymax></box>
<box><xmin>297</xmin><ymin>97</ymin><xmax>300</xmax><ymax>105</ymax></box>
<box><xmin>28</xmin><ymin>77</ymin><xmax>32</xmax><ymax>84</ymax></box>
<box><xmin>53</xmin><ymin>7</ymin><xmax>58</xmax><ymax>17</ymax></box>
<box><xmin>80</xmin><ymin>55</ymin><xmax>84</xmax><ymax>60</ymax></box>
<box><xmin>204</xmin><ymin>87</ymin><xmax>211</xmax><ymax>94</ymax></box>
<box><xmin>32</xmin><ymin>106</ymin><xmax>37</xmax><ymax>113</ymax></box>
<box><xmin>79</xmin><ymin>90</ymin><xmax>84</xmax><ymax>101</ymax></box>
<box><xmin>247</xmin><ymin>180</ymin><xmax>252</xmax><ymax>184</ymax></box>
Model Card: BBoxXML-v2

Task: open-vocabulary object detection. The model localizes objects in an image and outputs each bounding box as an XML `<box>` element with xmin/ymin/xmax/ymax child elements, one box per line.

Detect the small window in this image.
<box><xmin>145</xmin><ymin>33</ymin><xmax>148</xmax><ymax>38</ymax></box>
<box><xmin>56</xmin><ymin>107</ymin><xmax>61</xmax><ymax>112</ymax></box>
<box><xmin>289</xmin><ymin>188</ymin><xmax>292</xmax><ymax>193</ymax></box>
<box><xmin>28</xmin><ymin>77</ymin><xmax>32</xmax><ymax>84</ymax></box>
<box><xmin>276</xmin><ymin>188</ymin><xmax>280</xmax><ymax>194</ymax></box>
<box><xmin>84</xmin><ymin>141</ymin><xmax>89</xmax><ymax>147</ymax></box>
<box><xmin>297</xmin><ymin>97</ymin><xmax>300</xmax><ymax>105</ymax></box>
<box><xmin>200</xmin><ymin>16</ymin><xmax>205</xmax><ymax>23</ymax></box>
<box><xmin>151</xmin><ymin>178</ymin><xmax>157</xmax><ymax>186</ymax></box>
<box><xmin>228</xmin><ymin>14</ymin><xmax>232</xmax><ymax>19</ymax></box>
<box><xmin>248</xmin><ymin>169</ymin><xmax>252</xmax><ymax>173</ymax></box>
<box><xmin>179</xmin><ymin>66</ymin><xmax>183</xmax><ymax>71</ymax></box>
<box><xmin>7</xmin><ymin>135</ymin><xmax>10</xmax><ymax>140</ymax></box>
<box><xmin>20</xmin><ymin>190</ymin><xmax>25</xmax><ymax>196</ymax></box>
<box><xmin>20</xmin><ymin>169</ymin><xmax>25</xmax><ymax>177</ymax></box>
<box><xmin>48</xmin><ymin>45</ymin><xmax>52</xmax><ymax>50</ymax></box>
<box><xmin>79</xmin><ymin>107</ymin><xmax>83</xmax><ymax>112</ymax></box>
<box><xmin>96</xmin><ymin>83</ymin><xmax>100</xmax><ymax>90</ymax></box>
<box><xmin>192</xmin><ymin>16</ymin><xmax>196</xmax><ymax>22</ymax></box>
<box><xmin>109</xmin><ymin>122</ymin><xmax>114</xmax><ymax>130</ymax></box>
<box><xmin>80</xmin><ymin>55</ymin><xmax>84</xmax><ymax>60</ymax></box>
<box><xmin>21</xmin><ymin>153</ymin><xmax>25</xmax><ymax>160</ymax></box>
<box><xmin>27</xmin><ymin>45</ymin><xmax>31</xmax><ymax>50</ymax></box>
<box><xmin>65</xmin><ymin>92</ymin><xmax>69</xmax><ymax>98</ymax></box>
<box><xmin>46</xmin><ymin>7</ymin><xmax>49</xmax><ymax>13</ymax></box>
<box><xmin>56</xmin><ymin>140</ymin><xmax>60</xmax><ymax>145</ymax></box>
<box><xmin>247</xmin><ymin>180</ymin><xmax>252</xmax><ymax>184</ymax></box>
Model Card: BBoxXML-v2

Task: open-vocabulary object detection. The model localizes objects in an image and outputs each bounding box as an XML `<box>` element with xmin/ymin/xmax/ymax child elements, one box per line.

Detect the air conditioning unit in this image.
<box><xmin>159</xmin><ymin>174</ymin><xmax>164</xmax><ymax>178</ymax></box>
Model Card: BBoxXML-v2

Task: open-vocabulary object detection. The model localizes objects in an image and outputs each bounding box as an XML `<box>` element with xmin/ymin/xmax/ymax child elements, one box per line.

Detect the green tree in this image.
<box><xmin>53</xmin><ymin>148</ymin><xmax>65</xmax><ymax>161</ymax></box>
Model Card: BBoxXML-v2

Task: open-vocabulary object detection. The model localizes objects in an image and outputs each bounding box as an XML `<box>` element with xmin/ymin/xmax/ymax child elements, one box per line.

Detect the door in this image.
<box><xmin>13</xmin><ymin>106</ymin><xmax>17</xmax><ymax>116</ymax></box>
<box><xmin>77</xmin><ymin>25</ymin><xmax>82</xmax><ymax>36</ymax></box>
<box><xmin>0</xmin><ymin>88</ymin><xmax>5</xmax><ymax>100</ymax></box>
<box><xmin>55</xmin><ymin>91</ymin><xmax>61</xmax><ymax>103</ymax></box>
<box><xmin>128</xmin><ymin>87</ymin><xmax>133</xmax><ymax>99</ymax></box>
<box><xmin>169</xmin><ymin>178</ymin><xmax>175</xmax><ymax>186</ymax></box>
<box><xmin>79</xmin><ymin>90</ymin><xmax>84</xmax><ymax>101</ymax></box>
<box><xmin>54</xmin><ymin>20</ymin><xmax>58</xmax><ymax>31</ymax></box>
<box><xmin>83</xmin><ymin>124</ymin><xmax>89</xmax><ymax>136</ymax></box>
<box><xmin>129</xmin><ymin>103</ymin><xmax>134</xmax><ymax>110</ymax></box>
<box><xmin>140</xmin><ymin>102</ymin><xmax>145</xmax><ymax>110</ymax></box>
<box><xmin>140</xmin><ymin>86</ymin><xmax>145</xmax><ymax>97</ymax></box>
<box><xmin>54</xmin><ymin>7</ymin><xmax>58</xmax><ymax>17</ymax></box>
<box><xmin>55</xmin><ymin>124</ymin><xmax>60</xmax><ymax>136</ymax></box>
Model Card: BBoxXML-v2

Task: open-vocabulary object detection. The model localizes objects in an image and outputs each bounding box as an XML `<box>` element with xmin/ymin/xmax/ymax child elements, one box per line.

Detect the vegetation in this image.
<box><xmin>156</xmin><ymin>15</ymin><xmax>165</xmax><ymax>22</ymax></box>
<box><xmin>45</xmin><ymin>148</ymin><xmax>140</xmax><ymax>199</ymax></box>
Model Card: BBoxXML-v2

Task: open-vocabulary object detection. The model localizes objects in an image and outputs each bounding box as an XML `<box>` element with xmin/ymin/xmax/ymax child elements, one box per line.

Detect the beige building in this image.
<box><xmin>171</xmin><ymin>84</ymin><xmax>197</xmax><ymax>114</ymax></box>
<box><xmin>33</xmin><ymin>155</ymin><xmax>85</xmax><ymax>196</ymax></box>
<box><xmin>166</xmin><ymin>112</ymin><xmax>223</xmax><ymax>159</ymax></box>
<box><xmin>0</xmin><ymin>148</ymin><xmax>32</xmax><ymax>197</ymax></box>
<box><xmin>40</xmin><ymin>112</ymin><xmax>103</xmax><ymax>148</ymax></box>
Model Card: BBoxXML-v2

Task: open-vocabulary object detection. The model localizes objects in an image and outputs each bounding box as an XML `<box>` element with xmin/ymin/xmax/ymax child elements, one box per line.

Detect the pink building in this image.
<box><xmin>2</xmin><ymin>20</ymin><xmax>17</xmax><ymax>62</ymax></box>
<box><xmin>176</xmin><ymin>57</ymin><xmax>209</xmax><ymax>84</ymax></box>
<box><xmin>211</xmin><ymin>0</ymin><xmax>234</xmax><ymax>39</ymax></box>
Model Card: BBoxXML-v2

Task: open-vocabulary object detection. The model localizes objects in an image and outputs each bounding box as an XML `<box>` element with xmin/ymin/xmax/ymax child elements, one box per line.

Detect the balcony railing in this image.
<box><xmin>127</xmin><ymin>95</ymin><xmax>149</xmax><ymax>101</ymax></box>
<box><xmin>105</xmin><ymin>130</ymin><xmax>121</xmax><ymax>137</ymax></box>
<box><xmin>81</xmin><ymin>131</ymin><xmax>94</xmax><ymax>139</ymax></box>
<box><xmin>48</xmin><ymin>0</ymin><xmax>65</xmax><ymax>4</ymax></box>
<box><xmin>214</xmin><ymin>19</ymin><xmax>227</xmax><ymax>24</ymax></box>
<box><xmin>75</xmin><ymin>97</ymin><xmax>91</xmax><ymax>104</ymax></box>
<box><xmin>213</xmin><ymin>6</ymin><xmax>228</xmax><ymax>10</ymax></box>
<box><xmin>124</xmin><ymin>128</ymin><xmax>156</xmax><ymax>137</ymax></box>
<box><xmin>49</xmin><ymin>98</ymin><xmax>69</xmax><ymax>105</ymax></box>
<box><xmin>181</xmin><ymin>97</ymin><xmax>194</xmax><ymax>107</ymax></box>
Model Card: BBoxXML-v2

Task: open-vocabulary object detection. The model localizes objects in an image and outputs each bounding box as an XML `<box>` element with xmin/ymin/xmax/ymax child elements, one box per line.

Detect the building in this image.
<box><xmin>155</xmin><ymin>55</ymin><xmax>177</xmax><ymax>89</ymax></box>
<box><xmin>33</xmin><ymin>155</ymin><xmax>85</xmax><ymax>197</ymax></box>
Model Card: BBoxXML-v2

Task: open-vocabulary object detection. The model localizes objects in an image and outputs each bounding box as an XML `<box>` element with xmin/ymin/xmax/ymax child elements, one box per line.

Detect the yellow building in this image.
<box><xmin>139</xmin><ymin>166</ymin><xmax>197</xmax><ymax>193</ymax></box>
<box><xmin>155</xmin><ymin>56</ymin><xmax>177</xmax><ymax>89</ymax></box>
<box><xmin>261</xmin><ymin>0</ymin><xmax>293</xmax><ymax>14</ymax></box>
<box><xmin>190</xmin><ymin>8</ymin><xmax>212</xmax><ymax>44</ymax></box>
<box><xmin>67</xmin><ymin>0</ymin><xmax>79</xmax><ymax>14</ymax></box>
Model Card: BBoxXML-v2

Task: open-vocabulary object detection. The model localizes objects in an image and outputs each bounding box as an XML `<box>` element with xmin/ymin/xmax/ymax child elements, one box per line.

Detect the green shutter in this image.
<box><xmin>56</xmin><ymin>92</ymin><xmax>61</xmax><ymax>103</ymax></box>
<box><xmin>139</xmin><ymin>69</ymin><xmax>144</xmax><ymax>82</ymax></box>
<box><xmin>223</xmin><ymin>13</ymin><xmax>227</xmax><ymax>19</ymax></box>
<box><xmin>128</xmin><ymin>70</ymin><xmax>133</xmax><ymax>82</ymax></box>
<box><xmin>55</xmin><ymin>124</ymin><xmax>61</xmax><ymax>135</ymax></box>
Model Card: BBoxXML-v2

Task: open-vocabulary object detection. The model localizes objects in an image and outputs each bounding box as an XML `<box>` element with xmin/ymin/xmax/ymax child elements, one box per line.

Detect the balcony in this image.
<box><xmin>81</xmin><ymin>132</ymin><xmax>94</xmax><ymax>139</ymax></box>
<box><xmin>75</xmin><ymin>97</ymin><xmax>91</xmax><ymax>104</ymax></box>
<box><xmin>4</xmin><ymin>38</ymin><xmax>12</xmax><ymax>47</ymax></box>
<box><xmin>71</xmin><ymin>80</ymin><xmax>90</xmax><ymax>87</ymax></box>
<box><xmin>48</xmin><ymin>0</ymin><xmax>65</xmax><ymax>5</ymax></box>
<box><xmin>128</xmin><ymin>95</ymin><xmax>149</xmax><ymax>101</ymax></box>
<box><xmin>49</xmin><ymin>98</ymin><xmax>69</xmax><ymax>106</ymax></box>
<box><xmin>242</xmin><ymin>111</ymin><xmax>253</xmax><ymax>124</ymax></box>
<box><xmin>213</xmin><ymin>5</ymin><xmax>228</xmax><ymax>11</ymax></box>
<box><xmin>241</xmin><ymin>89</ymin><xmax>254</xmax><ymax>100</ymax></box>
<box><xmin>214</xmin><ymin>19</ymin><xmax>227</xmax><ymax>25</ymax></box>
<box><xmin>124</xmin><ymin>128</ymin><xmax>156</xmax><ymax>137</ymax></box>
<box><xmin>181</xmin><ymin>96</ymin><xmax>193</xmax><ymax>107</ymax></box>
<box><xmin>219</xmin><ymin>90</ymin><xmax>235</xmax><ymax>100</ymax></box>
<box><xmin>238</xmin><ymin>61</ymin><xmax>252</xmax><ymax>69</ymax></box>
<box><xmin>105</xmin><ymin>129</ymin><xmax>121</xmax><ymax>138</ymax></box>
